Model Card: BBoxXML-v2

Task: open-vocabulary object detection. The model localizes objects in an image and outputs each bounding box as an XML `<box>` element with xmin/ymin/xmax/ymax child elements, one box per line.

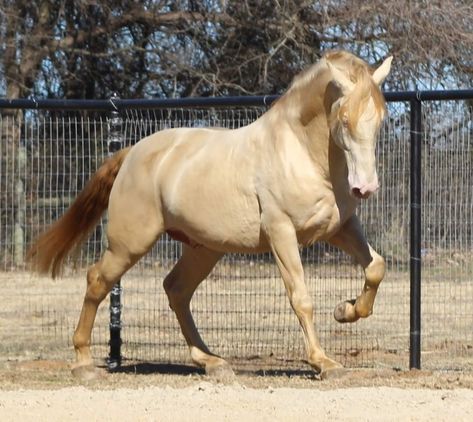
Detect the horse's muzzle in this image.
<box><xmin>351</xmin><ymin>182</ymin><xmax>379</xmax><ymax>199</ymax></box>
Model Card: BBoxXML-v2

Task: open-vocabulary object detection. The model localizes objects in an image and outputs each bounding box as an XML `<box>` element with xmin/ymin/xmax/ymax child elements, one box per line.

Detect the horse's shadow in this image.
<box><xmin>108</xmin><ymin>362</ymin><xmax>205</xmax><ymax>376</ymax></box>
<box><xmin>107</xmin><ymin>361</ymin><xmax>317</xmax><ymax>379</ymax></box>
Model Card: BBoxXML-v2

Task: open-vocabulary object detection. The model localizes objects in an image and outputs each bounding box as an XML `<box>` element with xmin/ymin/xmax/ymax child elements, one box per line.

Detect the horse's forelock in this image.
<box><xmin>336</xmin><ymin>57</ymin><xmax>386</xmax><ymax>133</ymax></box>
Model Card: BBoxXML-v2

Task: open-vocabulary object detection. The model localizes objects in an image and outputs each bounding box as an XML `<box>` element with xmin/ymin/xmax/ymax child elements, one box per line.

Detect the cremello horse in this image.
<box><xmin>28</xmin><ymin>50</ymin><xmax>392</xmax><ymax>380</ymax></box>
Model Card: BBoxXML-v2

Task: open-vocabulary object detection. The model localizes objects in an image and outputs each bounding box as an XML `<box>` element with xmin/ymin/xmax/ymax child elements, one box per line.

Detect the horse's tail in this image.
<box><xmin>27</xmin><ymin>147</ymin><xmax>132</xmax><ymax>278</ymax></box>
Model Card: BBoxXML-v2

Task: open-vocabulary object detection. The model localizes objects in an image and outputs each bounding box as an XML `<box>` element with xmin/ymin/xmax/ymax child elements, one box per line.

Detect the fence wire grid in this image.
<box><xmin>0</xmin><ymin>99</ymin><xmax>472</xmax><ymax>371</ymax></box>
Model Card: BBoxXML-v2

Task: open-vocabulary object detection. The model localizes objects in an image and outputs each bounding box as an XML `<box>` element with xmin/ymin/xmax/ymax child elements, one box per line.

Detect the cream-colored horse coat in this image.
<box><xmin>29</xmin><ymin>50</ymin><xmax>392</xmax><ymax>380</ymax></box>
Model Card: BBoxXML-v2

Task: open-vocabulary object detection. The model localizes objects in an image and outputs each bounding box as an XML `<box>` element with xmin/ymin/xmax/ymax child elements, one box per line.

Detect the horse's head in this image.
<box><xmin>327</xmin><ymin>54</ymin><xmax>392</xmax><ymax>200</ymax></box>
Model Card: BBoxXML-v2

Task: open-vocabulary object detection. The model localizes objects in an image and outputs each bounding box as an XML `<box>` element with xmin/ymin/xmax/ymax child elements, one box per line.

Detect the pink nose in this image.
<box><xmin>351</xmin><ymin>182</ymin><xmax>379</xmax><ymax>199</ymax></box>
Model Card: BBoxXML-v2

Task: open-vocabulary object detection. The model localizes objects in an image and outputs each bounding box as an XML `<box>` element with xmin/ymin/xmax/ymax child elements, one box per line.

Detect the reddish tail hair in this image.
<box><xmin>27</xmin><ymin>147</ymin><xmax>131</xmax><ymax>278</ymax></box>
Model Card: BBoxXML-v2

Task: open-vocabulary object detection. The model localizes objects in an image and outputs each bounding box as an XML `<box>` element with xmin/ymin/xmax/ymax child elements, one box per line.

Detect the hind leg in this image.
<box><xmin>72</xmin><ymin>219</ymin><xmax>161</xmax><ymax>379</ymax></box>
<box><xmin>71</xmin><ymin>248</ymin><xmax>134</xmax><ymax>380</ymax></box>
<box><xmin>163</xmin><ymin>245</ymin><xmax>231</xmax><ymax>378</ymax></box>
<box><xmin>328</xmin><ymin>215</ymin><xmax>386</xmax><ymax>323</ymax></box>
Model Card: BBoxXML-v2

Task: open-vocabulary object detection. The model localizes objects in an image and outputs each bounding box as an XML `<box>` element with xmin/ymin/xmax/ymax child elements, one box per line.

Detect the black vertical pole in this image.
<box><xmin>108</xmin><ymin>281</ymin><xmax>122</xmax><ymax>370</ymax></box>
<box><xmin>107</xmin><ymin>94</ymin><xmax>123</xmax><ymax>370</ymax></box>
<box><xmin>409</xmin><ymin>95</ymin><xmax>422</xmax><ymax>369</ymax></box>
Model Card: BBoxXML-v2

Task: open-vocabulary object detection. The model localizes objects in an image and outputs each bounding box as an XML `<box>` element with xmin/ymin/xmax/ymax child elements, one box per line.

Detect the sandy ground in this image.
<box><xmin>0</xmin><ymin>360</ymin><xmax>473</xmax><ymax>421</ymax></box>
<box><xmin>2</xmin><ymin>384</ymin><xmax>473</xmax><ymax>422</ymax></box>
<box><xmin>1</xmin><ymin>271</ymin><xmax>472</xmax><ymax>421</ymax></box>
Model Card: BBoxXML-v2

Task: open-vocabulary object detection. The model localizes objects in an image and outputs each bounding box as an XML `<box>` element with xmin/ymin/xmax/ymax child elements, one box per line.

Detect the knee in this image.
<box><xmin>365</xmin><ymin>252</ymin><xmax>385</xmax><ymax>287</ymax></box>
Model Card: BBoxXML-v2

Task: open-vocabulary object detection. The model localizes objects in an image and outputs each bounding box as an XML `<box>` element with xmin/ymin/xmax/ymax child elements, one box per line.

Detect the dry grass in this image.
<box><xmin>0</xmin><ymin>263</ymin><xmax>472</xmax><ymax>374</ymax></box>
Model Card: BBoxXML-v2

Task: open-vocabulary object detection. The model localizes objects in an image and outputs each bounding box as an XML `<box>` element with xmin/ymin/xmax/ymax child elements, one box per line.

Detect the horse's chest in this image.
<box><xmin>293</xmin><ymin>195</ymin><xmax>355</xmax><ymax>246</ymax></box>
<box><xmin>295</xmin><ymin>207</ymin><xmax>335</xmax><ymax>245</ymax></box>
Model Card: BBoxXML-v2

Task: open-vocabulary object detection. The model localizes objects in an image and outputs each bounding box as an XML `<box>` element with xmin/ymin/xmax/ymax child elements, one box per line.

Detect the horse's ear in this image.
<box><xmin>372</xmin><ymin>56</ymin><xmax>393</xmax><ymax>86</ymax></box>
<box><xmin>326</xmin><ymin>60</ymin><xmax>355</xmax><ymax>94</ymax></box>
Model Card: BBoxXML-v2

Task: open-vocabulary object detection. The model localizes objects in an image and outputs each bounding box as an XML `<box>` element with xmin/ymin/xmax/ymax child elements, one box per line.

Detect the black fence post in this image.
<box><xmin>409</xmin><ymin>95</ymin><xmax>422</xmax><ymax>369</ymax></box>
<box><xmin>107</xmin><ymin>94</ymin><xmax>123</xmax><ymax>370</ymax></box>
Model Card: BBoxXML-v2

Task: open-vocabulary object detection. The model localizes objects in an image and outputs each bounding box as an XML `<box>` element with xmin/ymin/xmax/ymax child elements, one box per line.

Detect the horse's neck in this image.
<box><xmin>261</xmin><ymin>85</ymin><xmax>348</xmax><ymax>195</ymax></box>
<box><xmin>269</xmin><ymin>87</ymin><xmax>333</xmax><ymax>164</ymax></box>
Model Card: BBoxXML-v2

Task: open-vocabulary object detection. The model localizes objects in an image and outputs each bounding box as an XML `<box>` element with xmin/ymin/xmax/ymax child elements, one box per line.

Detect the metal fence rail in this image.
<box><xmin>0</xmin><ymin>91</ymin><xmax>472</xmax><ymax>372</ymax></box>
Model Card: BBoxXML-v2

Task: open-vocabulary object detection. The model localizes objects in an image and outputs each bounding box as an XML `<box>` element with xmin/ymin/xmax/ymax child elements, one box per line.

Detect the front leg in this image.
<box><xmin>263</xmin><ymin>216</ymin><xmax>344</xmax><ymax>379</ymax></box>
<box><xmin>327</xmin><ymin>214</ymin><xmax>386</xmax><ymax>323</ymax></box>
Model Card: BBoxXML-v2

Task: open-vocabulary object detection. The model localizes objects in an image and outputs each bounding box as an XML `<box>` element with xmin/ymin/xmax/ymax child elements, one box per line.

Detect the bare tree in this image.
<box><xmin>0</xmin><ymin>0</ymin><xmax>471</xmax><ymax>100</ymax></box>
<box><xmin>315</xmin><ymin>0</ymin><xmax>473</xmax><ymax>90</ymax></box>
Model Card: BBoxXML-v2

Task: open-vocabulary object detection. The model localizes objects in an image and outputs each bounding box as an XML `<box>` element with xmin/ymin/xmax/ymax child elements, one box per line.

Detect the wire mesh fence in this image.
<box><xmin>0</xmin><ymin>97</ymin><xmax>472</xmax><ymax>372</ymax></box>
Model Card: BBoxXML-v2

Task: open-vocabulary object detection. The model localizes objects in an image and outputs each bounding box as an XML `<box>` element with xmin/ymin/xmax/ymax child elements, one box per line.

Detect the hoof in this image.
<box><xmin>205</xmin><ymin>362</ymin><xmax>235</xmax><ymax>382</ymax></box>
<box><xmin>320</xmin><ymin>366</ymin><xmax>346</xmax><ymax>380</ymax></box>
<box><xmin>334</xmin><ymin>299</ymin><xmax>357</xmax><ymax>323</ymax></box>
<box><xmin>71</xmin><ymin>364</ymin><xmax>104</xmax><ymax>381</ymax></box>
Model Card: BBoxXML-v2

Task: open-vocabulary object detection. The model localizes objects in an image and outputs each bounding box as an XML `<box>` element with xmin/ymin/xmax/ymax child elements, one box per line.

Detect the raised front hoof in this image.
<box><xmin>71</xmin><ymin>364</ymin><xmax>104</xmax><ymax>382</ymax></box>
<box><xmin>320</xmin><ymin>366</ymin><xmax>346</xmax><ymax>380</ymax></box>
<box><xmin>334</xmin><ymin>299</ymin><xmax>358</xmax><ymax>323</ymax></box>
<box><xmin>205</xmin><ymin>361</ymin><xmax>235</xmax><ymax>383</ymax></box>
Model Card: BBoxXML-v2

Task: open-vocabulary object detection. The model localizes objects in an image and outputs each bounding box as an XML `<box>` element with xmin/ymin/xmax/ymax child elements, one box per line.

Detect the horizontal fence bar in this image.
<box><xmin>0</xmin><ymin>96</ymin><xmax>280</xmax><ymax>110</ymax></box>
<box><xmin>1</xmin><ymin>90</ymin><xmax>472</xmax><ymax>111</ymax></box>
<box><xmin>384</xmin><ymin>89</ymin><xmax>473</xmax><ymax>102</ymax></box>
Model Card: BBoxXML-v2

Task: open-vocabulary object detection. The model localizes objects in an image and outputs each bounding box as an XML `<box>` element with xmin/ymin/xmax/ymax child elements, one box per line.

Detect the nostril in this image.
<box><xmin>352</xmin><ymin>187</ymin><xmax>363</xmax><ymax>199</ymax></box>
